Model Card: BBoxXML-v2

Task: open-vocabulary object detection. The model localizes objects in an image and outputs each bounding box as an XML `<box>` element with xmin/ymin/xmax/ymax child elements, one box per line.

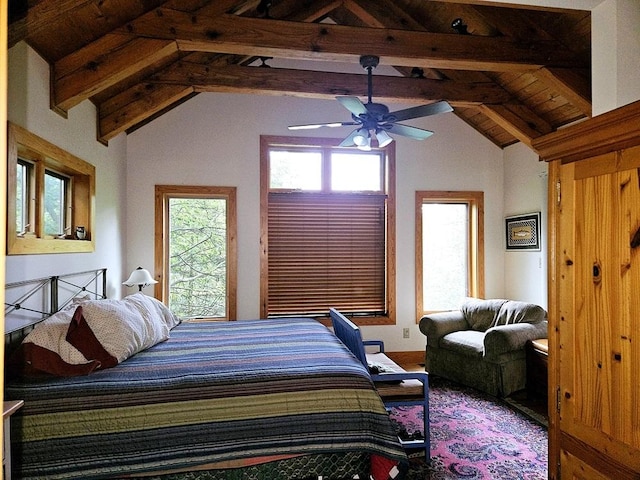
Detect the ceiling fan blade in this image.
<box><xmin>288</xmin><ymin>121</ymin><xmax>358</xmax><ymax>130</ymax></box>
<box><xmin>337</xmin><ymin>96</ymin><xmax>368</xmax><ymax>116</ymax></box>
<box><xmin>339</xmin><ymin>128</ymin><xmax>362</xmax><ymax>147</ymax></box>
<box><xmin>387</xmin><ymin>123</ymin><xmax>434</xmax><ymax>140</ymax></box>
<box><xmin>389</xmin><ymin>101</ymin><xmax>453</xmax><ymax>122</ymax></box>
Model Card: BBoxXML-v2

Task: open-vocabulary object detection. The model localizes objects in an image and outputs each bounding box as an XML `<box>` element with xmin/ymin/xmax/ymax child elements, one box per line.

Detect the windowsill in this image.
<box><xmin>8</xmin><ymin>236</ymin><xmax>95</xmax><ymax>255</ymax></box>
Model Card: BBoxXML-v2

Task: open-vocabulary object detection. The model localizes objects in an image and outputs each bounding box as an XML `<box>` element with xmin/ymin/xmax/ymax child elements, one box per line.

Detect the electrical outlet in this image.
<box><xmin>402</xmin><ymin>328</ymin><xmax>410</xmax><ymax>339</ymax></box>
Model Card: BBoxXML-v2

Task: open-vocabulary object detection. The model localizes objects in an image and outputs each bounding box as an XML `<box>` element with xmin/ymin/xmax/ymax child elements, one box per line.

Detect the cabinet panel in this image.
<box><xmin>555</xmin><ymin>147</ymin><xmax>640</xmax><ymax>476</ymax></box>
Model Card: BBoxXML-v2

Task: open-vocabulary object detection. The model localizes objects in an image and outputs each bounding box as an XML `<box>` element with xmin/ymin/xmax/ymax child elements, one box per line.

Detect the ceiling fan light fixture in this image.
<box><xmin>352</xmin><ymin>128</ymin><xmax>370</xmax><ymax>147</ymax></box>
<box><xmin>376</xmin><ymin>129</ymin><xmax>393</xmax><ymax>148</ymax></box>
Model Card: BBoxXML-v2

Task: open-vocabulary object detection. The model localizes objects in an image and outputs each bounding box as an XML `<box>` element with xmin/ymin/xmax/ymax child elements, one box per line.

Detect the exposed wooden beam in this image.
<box><xmin>97</xmin><ymin>62</ymin><xmax>512</xmax><ymax>142</ymax></box>
<box><xmin>534</xmin><ymin>67</ymin><xmax>591</xmax><ymax>116</ymax></box>
<box><xmin>481</xmin><ymin>104</ymin><xmax>553</xmax><ymax>147</ymax></box>
<box><xmin>98</xmin><ymin>83</ymin><xmax>194</xmax><ymax>142</ymax></box>
<box><xmin>9</xmin><ymin>0</ymin><xmax>93</xmax><ymax>47</ymax></box>
<box><xmin>342</xmin><ymin>0</ymin><xmax>445</xmax><ymax>80</ymax></box>
<box><xmin>127</xmin><ymin>11</ymin><xmax>587</xmax><ymax>72</ymax></box>
<box><xmin>150</xmin><ymin>63</ymin><xmax>513</xmax><ymax>105</ymax></box>
<box><xmin>54</xmin><ymin>38</ymin><xmax>178</xmax><ymax>114</ymax></box>
<box><xmin>50</xmin><ymin>0</ymin><xmax>241</xmax><ymax>113</ymax></box>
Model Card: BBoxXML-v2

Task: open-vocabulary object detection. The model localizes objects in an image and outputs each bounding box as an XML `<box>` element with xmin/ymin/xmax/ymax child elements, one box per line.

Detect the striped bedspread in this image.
<box><xmin>5</xmin><ymin>318</ymin><xmax>407</xmax><ymax>479</ymax></box>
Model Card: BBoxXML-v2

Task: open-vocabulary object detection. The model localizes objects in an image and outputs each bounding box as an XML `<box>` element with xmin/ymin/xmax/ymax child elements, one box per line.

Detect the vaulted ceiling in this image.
<box><xmin>8</xmin><ymin>0</ymin><xmax>591</xmax><ymax>149</ymax></box>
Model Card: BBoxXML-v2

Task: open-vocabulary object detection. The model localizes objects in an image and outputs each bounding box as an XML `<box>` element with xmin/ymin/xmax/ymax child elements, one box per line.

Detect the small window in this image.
<box><xmin>415</xmin><ymin>191</ymin><xmax>484</xmax><ymax>320</ymax></box>
<box><xmin>331</xmin><ymin>153</ymin><xmax>383</xmax><ymax>192</ymax></box>
<box><xmin>16</xmin><ymin>160</ymin><xmax>32</xmax><ymax>234</ymax></box>
<box><xmin>44</xmin><ymin>170</ymin><xmax>70</xmax><ymax>236</ymax></box>
<box><xmin>7</xmin><ymin>123</ymin><xmax>95</xmax><ymax>254</ymax></box>
<box><xmin>269</xmin><ymin>149</ymin><xmax>322</xmax><ymax>190</ymax></box>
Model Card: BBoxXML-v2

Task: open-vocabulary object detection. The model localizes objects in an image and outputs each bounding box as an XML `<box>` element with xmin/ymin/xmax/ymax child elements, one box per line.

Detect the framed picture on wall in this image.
<box><xmin>505</xmin><ymin>212</ymin><xmax>541</xmax><ymax>251</ymax></box>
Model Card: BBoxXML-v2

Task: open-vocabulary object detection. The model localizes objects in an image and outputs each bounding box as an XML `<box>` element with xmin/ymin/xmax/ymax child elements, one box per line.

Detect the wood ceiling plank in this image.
<box><xmin>99</xmin><ymin>83</ymin><xmax>194</xmax><ymax>142</ymax></box>
<box><xmin>343</xmin><ymin>0</ymin><xmax>425</xmax><ymax>30</ymax></box>
<box><xmin>455</xmin><ymin>106</ymin><xmax>516</xmax><ymax>148</ymax></box>
<box><xmin>481</xmin><ymin>103</ymin><xmax>553</xmax><ymax>147</ymax></box>
<box><xmin>9</xmin><ymin>0</ymin><xmax>92</xmax><ymax>47</ymax></box>
<box><xmin>534</xmin><ymin>67</ymin><xmax>591</xmax><ymax>116</ymax></box>
<box><xmin>342</xmin><ymin>0</ymin><xmax>446</xmax><ymax>80</ymax></box>
<box><xmin>126</xmin><ymin>11</ymin><xmax>587</xmax><ymax>72</ymax></box>
<box><xmin>150</xmin><ymin>63</ymin><xmax>512</xmax><ymax>105</ymax></box>
<box><xmin>272</xmin><ymin>0</ymin><xmax>343</xmax><ymax>22</ymax></box>
<box><xmin>50</xmin><ymin>0</ymin><xmax>242</xmax><ymax>113</ymax></box>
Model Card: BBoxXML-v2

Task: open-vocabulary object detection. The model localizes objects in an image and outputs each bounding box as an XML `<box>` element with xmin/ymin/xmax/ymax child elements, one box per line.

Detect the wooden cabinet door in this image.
<box><xmin>553</xmin><ymin>145</ymin><xmax>640</xmax><ymax>478</ymax></box>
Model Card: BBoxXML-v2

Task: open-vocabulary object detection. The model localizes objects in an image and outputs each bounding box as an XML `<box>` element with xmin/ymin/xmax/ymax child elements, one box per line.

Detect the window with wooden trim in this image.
<box><xmin>260</xmin><ymin>136</ymin><xmax>396</xmax><ymax>324</ymax></box>
<box><xmin>7</xmin><ymin>123</ymin><xmax>95</xmax><ymax>254</ymax></box>
<box><xmin>415</xmin><ymin>191</ymin><xmax>484</xmax><ymax>321</ymax></box>
<box><xmin>154</xmin><ymin>185</ymin><xmax>237</xmax><ymax>321</ymax></box>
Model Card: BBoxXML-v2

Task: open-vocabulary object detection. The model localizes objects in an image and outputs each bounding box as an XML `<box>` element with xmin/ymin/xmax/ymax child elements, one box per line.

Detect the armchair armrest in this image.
<box><xmin>419</xmin><ymin>311</ymin><xmax>469</xmax><ymax>347</ymax></box>
<box><xmin>484</xmin><ymin>321</ymin><xmax>548</xmax><ymax>358</ymax></box>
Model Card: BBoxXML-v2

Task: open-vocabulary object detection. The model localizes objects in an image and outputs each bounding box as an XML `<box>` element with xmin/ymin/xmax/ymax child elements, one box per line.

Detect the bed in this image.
<box><xmin>4</xmin><ymin>270</ymin><xmax>407</xmax><ymax>480</ymax></box>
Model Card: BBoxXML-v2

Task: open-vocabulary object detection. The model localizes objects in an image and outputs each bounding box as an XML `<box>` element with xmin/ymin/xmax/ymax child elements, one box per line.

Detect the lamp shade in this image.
<box><xmin>376</xmin><ymin>129</ymin><xmax>393</xmax><ymax>148</ymax></box>
<box><xmin>123</xmin><ymin>267</ymin><xmax>158</xmax><ymax>291</ymax></box>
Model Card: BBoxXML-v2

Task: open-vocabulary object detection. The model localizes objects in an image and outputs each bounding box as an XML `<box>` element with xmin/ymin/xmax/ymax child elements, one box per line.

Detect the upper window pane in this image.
<box><xmin>422</xmin><ymin>203</ymin><xmax>469</xmax><ymax>311</ymax></box>
<box><xmin>269</xmin><ymin>150</ymin><xmax>322</xmax><ymax>190</ymax></box>
<box><xmin>331</xmin><ymin>153</ymin><xmax>383</xmax><ymax>192</ymax></box>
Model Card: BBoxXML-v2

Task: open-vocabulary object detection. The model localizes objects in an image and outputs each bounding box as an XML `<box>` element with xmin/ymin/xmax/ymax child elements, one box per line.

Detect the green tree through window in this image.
<box><xmin>156</xmin><ymin>186</ymin><xmax>237</xmax><ymax>320</ymax></box>
<box><xmin>169</xmin><ymin>198</ymin><xmax>227</xmax><ymax>318</ymax></box>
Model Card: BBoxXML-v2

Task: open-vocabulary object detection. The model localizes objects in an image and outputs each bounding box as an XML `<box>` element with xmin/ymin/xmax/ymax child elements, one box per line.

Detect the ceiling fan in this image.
<box><xmin>288</xmin><ymin>55</ymin><xmax>453</xmax><ymax>150</ymax></box>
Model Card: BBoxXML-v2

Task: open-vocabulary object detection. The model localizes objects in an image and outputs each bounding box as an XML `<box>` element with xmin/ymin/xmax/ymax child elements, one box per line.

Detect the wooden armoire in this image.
<box><xmin>534</xmin><ymin>99</ymin><xmax>640</xmax><ymax>479</ymax></box>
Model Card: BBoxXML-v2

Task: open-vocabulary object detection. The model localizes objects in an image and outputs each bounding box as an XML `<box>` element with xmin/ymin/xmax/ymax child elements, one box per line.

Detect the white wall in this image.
<box><xmin>126</xmin><ymin>92</ymin><xmax>504</xmax><ymax>351</ymax></box>
<box><xmin>503</xmin><ymin>143</ymin><xmax>548</xmax><ymax>307</ymax></box>
<box><xmin>6</xmin><ymin>43</ymin><xmax>128</xmax><ymax>299</ymax></box>
<box><xmin>592</xmin><ymin>0</ymin><xmax>640</xmax><ymax>114</ymax></box>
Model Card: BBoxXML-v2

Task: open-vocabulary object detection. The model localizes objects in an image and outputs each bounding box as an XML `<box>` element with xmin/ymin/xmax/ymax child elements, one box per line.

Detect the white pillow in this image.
<box><xmin>77</xmin><ymin>293</ymin><xmax>170</xmax><ymax>363</ymax></box>
<box><xmin>26</xmin><ymin>307</ymin><xmax>83</xmax><ymax>357</ymax></box>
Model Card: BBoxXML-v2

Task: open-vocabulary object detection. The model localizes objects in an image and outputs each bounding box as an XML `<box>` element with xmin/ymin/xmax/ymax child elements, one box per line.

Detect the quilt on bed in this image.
<box><xmin>4</xmin><ymin>318</ymin><xmax>407</xmax><ymax>480</ymax></box>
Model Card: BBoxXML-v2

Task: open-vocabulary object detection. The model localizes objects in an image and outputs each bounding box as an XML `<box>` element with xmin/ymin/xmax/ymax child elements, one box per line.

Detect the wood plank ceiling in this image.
<box><xmin>8</xmin><ymin>0</ymin><xmax>591</xmax><ymax>149</ymax></box>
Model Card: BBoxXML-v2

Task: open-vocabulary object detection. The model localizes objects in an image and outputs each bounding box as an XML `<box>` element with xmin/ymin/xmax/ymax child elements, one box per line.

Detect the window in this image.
<box><xmin>260</xmin><ymin>136</ymin><xmax>396</xmax><ymax>324</ymax></box>
<box><xmin>44</xmin><ymin>170</ymin><xmax>70</xmax><ymax>236</ymax></box>
<box><xmin>16</xmin><ymin>159</ymin><xmax>32</xmax><ymax>234</ymax></box>
<box><xmin>7</xmin><ymin>123</ymin><xmax>95</xmax><ymax>254</ymax></box>
<box><xmin>155</xmin><ymin>185</ymin><xmax>237</xmax><ymax>320</ymax></box>
<box><xmin>415</xmin><ymin>191</ymin><xmax>484</xmax><ymax>320</ymax></box>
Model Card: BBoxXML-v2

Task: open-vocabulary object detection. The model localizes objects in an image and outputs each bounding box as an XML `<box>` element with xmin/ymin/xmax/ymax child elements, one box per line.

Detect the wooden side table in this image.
<box><xmin>526</xmin><ymin>339</ymin><xmax>548</xmax><ymax>401</ymax></box>
<box><xmin>4</xmin><ymin>400</ymin><xmax>24</xmax><ymax>480</ymax></box>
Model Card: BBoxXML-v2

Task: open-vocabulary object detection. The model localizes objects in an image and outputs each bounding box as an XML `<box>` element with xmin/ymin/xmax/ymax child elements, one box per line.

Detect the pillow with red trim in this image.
<box><xmin>7</xmin><ymin>307</ymin><xmax>101</xmax><ymax>377</ymax></box>
<box><xmin>66</xmin><ymin>293</ymin><xmax>172</xmax><ymax>364</ymax></box>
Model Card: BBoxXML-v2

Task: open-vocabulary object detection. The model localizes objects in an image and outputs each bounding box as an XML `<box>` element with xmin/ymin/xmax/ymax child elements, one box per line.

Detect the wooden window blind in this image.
<box><xmin>267</xmin><ymin>191</ymin><xmax>387</xmax><ymax>316</ymax></box>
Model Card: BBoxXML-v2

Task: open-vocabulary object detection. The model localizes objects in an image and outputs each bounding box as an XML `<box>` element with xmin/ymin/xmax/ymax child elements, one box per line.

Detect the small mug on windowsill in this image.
<box><xmin>75</xmin><ymin>226</ymin><xmax>86</xmax><ymax>240</ymax></box>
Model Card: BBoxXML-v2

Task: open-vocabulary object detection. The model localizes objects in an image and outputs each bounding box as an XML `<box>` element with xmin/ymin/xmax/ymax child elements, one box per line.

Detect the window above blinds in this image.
<box><xmin>260</xmin><ymin>136</ymin><xmax>396</xmax><ymax>324</ymax></box>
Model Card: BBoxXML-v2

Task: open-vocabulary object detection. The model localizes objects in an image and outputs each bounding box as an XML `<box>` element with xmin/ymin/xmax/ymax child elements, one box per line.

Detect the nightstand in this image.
<box><xmin>526</xmin><ymin>339</ymin><xmax>548</xmax><ymax>401</ymax></box>
<box><xmin>4</xmin><ymin>400</ymin><xmax>24</xmax><ymax>480</ymax></box>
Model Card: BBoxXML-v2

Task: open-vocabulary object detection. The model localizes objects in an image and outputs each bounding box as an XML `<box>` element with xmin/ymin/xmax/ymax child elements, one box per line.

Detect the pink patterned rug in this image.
<box><xmin>390</xmin><ymin>378</ymin><xmax>548</xmax><ymax>479</ymax></box>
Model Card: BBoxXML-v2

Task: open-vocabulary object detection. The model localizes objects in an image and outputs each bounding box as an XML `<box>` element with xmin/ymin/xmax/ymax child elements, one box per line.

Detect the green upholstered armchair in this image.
<box><xmin>419</xmin><ymin>298</ymin><xmax>548</xmax><ymax>397</ymax></box>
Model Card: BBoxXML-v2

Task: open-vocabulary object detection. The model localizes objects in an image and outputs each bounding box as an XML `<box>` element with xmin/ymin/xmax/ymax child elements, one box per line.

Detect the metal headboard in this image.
<box><xmin>4</xmin><ymin>268</ymin><xmax>107</xmax><ymax>353</ymax></box>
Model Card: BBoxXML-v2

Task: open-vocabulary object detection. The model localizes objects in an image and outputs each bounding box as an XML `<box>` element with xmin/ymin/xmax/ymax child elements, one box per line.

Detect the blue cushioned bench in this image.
<box><xmin>329</xmin><ymin>308</ymin><xmax>430</xmax><ymax>462</ymax></box>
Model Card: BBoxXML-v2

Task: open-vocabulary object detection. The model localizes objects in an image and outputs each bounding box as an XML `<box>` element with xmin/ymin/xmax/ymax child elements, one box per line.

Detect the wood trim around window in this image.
<box><xmin>260</xmin><ymin>135</ymin><xmax>396</xmax><ymax>325</ymax></box>
<box><xmin>414</xmin><ymin>190</ymin><xmax>484</xmax><ymax>323</ymax></box>
<box><xmin>6</xmin><ymin>122</ymin><xmax>95</xmax><ymax>255</ymax></box>
<box><xmin>154</xmin><ymin>185</ymin><xmax>237</xmax><ymax>320</ymax></box>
